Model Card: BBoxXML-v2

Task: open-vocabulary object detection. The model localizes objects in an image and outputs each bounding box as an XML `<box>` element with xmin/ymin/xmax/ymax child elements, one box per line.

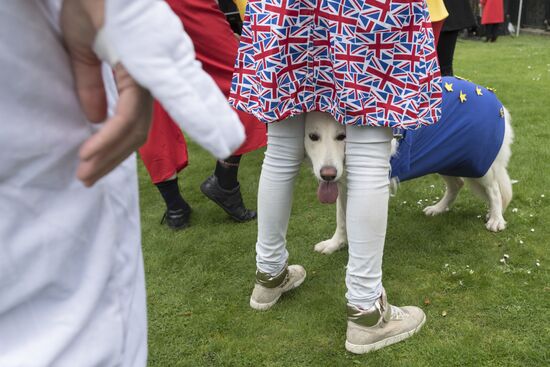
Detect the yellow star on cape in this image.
<box><xmin>459</xmin><ymin>90</ymin><xmax>467</xmax><ymax>103</ymax></box>
<box><xmin>444</xmin><ymin>82</ymin><xmax>454</xmax><ymax>92</ymax></box>
<box><xmin>475</xmin><ymin>86</ymin><xmax>483</xmax><ymax>96</ymax></box>
<box><xmin>500</xmin><ymin>107</ymin><xmax>505</xmax><ymax>118</ymax></box>
<box><xmin>486</xmin><ymin>87</ymin><xmax>497</xmax><ymax>93</ymax></box>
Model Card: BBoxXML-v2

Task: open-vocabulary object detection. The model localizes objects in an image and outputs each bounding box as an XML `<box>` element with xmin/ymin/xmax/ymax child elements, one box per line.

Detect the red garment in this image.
<box><xmin>431</xmin><ymin>19</ymin><xmax>445</xmax><ymax>46</ymax></box>
<box><xmin>139</xmin><ymin>102</ymin><xmax>189</xmax><ymax>184</ymax></box>
<box><xmin>139</xmin><ymin>0</ymin><xmax>267</xmax><ymax>184</ymax></box>
<box><xmin>480</xmin><ymin>0</ymin><xmax>504</xmax><ymax>24</ymax></box>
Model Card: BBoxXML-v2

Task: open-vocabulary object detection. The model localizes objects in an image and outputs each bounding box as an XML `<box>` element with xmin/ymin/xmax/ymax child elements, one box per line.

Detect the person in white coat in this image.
<box><xmin>0</xmin><ymin>0</ymin><xmax>245</xmax><ymax>366</ymax></box>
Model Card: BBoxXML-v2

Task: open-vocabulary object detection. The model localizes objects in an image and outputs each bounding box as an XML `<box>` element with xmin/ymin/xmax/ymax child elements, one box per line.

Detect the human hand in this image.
<box><xmin>61</xmin><ymin>0</ymin><xmax>153</xmax><ymax>187</ymax></box>
<box><xmin>76</xmin><ymin>63</ymin><xmax>152</xmax><ymax>187</ymax></box>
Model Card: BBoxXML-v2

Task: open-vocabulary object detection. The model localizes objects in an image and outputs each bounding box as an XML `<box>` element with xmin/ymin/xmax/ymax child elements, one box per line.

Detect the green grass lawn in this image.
<box><xmin>140</xmin><ymin>35</ymin><xmax>550</xmax><ymax>366</ymax></box>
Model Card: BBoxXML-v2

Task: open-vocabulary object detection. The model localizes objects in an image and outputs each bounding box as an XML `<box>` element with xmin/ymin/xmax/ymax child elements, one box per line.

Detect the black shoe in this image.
<box><xmin>200</xmin><ymin>175</ymin><xmax>257</xmax><ymax>222</ymax></box>
<box><xmin>160</xmin><ymin>207</ymin><xmax>191</xmax><ymax>230</ymax></box>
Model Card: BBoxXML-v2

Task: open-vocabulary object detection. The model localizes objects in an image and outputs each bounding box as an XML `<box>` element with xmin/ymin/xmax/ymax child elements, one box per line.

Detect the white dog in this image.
<box><xmin>305</xmin><ymin>77</ymin><xmax>514</xmax><ymax>255</ymax></box>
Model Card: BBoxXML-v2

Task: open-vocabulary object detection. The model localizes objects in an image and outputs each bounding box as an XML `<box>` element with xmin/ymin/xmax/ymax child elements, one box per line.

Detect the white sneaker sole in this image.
<box><xmin>249</xmin><ymin>271</ymin><xmax>306</xmax><ymax>311</ymax></box>
<box><xmin>344</xmin><ymin>313</ymin><xmax>426</xmax><ymax>354</ymax></box>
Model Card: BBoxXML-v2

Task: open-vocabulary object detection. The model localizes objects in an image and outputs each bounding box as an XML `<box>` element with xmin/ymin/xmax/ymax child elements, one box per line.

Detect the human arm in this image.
<box><xmin>60</xmin><ymin>0</ymin><xmax>246</xmax><ymax>186</ymax></box>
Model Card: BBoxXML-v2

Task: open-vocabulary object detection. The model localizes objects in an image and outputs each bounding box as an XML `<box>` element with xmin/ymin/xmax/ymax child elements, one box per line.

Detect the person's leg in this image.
<box><xmin>486</xmin><ymin>24</ymin><xmax>497</xmax><ymax>42</ymax></box>
<box><xmin>488</xmin><ymin>24</ymin><xmax>494</xmax><ymax>42</ymax></box>
<box><xmin>490</xmin><ymin>23</ymin><xmax>500</xmax><ymax>42</ymax></box>
<box><xmin>155</xmin><ymin>175</ymin><xmax>192</xmax><ymax>229</ymax></box>
<box><xmin>344</xmin><ymin>125</ymin><xmax>425</xmax><ymax>354</ymax></box>
<box><xmin>437</xmin><ymin>30</ymin><xmax>459</xmax><ymax>76</ymax></box>
<box><xmin>155</xmin><ymin>174</ymin><xmax>188</xmax><ymax>212</ymax></box>
<box><xmin>139</xmin><ymin>102</ymin><xmax>191</xmax><ymax>230</ymax></box>
<box><xmin>215</xmin><ymin>155</ymin><xmax>242</xmax><ymax>190</ymax></box>
<box><xmin>250</xmin><ymin>115</ymin><xmax>307</xmax><ymax>310</ymax></box>
<box><xmin>201</xmin><ymin>153</ymin><xmax>257</xmax><ymax>221</ymax></box>
<box><xmin>344</xmin><ymin>126</ymin><xmax>392</xmax><ymax>309</ymax></box>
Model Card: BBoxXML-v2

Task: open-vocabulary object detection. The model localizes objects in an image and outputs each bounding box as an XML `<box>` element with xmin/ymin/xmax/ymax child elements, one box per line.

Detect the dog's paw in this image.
<box><xmin>486</xmin><ymin>216</ymin><xmax>506</xmax><ymax>232</ymax></box>
<box><xmin>314</xmin><ymin>239</ymin><xmax>345</xmax><ymax>255</ymax></box>
<box><xmin>423</xmin><ymin>204</ymin><xmax>449</xmax><ymax>216</ymax></box>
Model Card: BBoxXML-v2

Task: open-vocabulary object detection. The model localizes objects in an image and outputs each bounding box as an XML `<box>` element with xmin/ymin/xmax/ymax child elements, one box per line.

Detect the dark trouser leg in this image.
<box><xmin>437</xmin><ymin>30</ymin><xmax>459</xmax><ymax>76</ymax></box>
<box><xmin>489</xmin><ymin>24</ymin><xmax>500</xmax><ymax>42</ymax></box>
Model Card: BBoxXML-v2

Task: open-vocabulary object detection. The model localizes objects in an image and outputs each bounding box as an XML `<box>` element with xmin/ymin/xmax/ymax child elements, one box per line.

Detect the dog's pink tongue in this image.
<box><xmin>317</xmin><ymin>181</ymin><xmax>339</xmax><ymax>204</ymax></box>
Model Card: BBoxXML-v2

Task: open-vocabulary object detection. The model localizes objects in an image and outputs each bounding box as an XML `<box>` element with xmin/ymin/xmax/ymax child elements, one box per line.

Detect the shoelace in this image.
<box><xmin>390</xmin><ymin>305</ymin><xmax>407</xmax><ymax>320</ymax></box>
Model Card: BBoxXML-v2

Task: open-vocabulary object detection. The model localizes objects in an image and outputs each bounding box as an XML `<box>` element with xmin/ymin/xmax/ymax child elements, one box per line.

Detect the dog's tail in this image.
<box><xmin>496</xmin><ymin>166</ymin><xmax>513</xmax><ymax>211</ymax></box>
<box><xmin>496</xmin><ymin>108</ymin><xmax>514</xmax><ymax>211</ymax></box>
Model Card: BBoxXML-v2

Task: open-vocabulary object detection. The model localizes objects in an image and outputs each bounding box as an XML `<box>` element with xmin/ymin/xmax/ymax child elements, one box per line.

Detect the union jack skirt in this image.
<box><xmin>229</xmin><ymin>0</ymin><xmax>442</xmax><ymax>128</ymax></box>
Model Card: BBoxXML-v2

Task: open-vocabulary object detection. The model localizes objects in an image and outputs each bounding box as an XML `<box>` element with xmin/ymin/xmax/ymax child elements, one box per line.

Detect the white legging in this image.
<box><xmin>256</xmin><ymin>114</ymin><xmax>392</xmax><ymax>309</ymax></box>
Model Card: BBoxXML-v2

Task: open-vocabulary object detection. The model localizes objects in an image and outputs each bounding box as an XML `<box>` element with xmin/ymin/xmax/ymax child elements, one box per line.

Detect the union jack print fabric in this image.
<box><xmin>229</xmin><ymin>0</ymin><xmax>442</xmax><ymax>128</ymax></box>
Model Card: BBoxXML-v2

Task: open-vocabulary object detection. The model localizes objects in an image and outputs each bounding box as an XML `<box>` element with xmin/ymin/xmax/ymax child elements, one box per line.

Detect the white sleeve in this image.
<box><xmin>97</xmin><ymin>0</ymin><xmax>245</xmax><ymax>159</ymax></box>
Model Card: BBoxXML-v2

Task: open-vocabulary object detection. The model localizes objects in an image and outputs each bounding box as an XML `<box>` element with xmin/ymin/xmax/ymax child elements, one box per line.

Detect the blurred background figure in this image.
<box><xmin>438</xmin><ymin>0</ymin><xmax>477</xmax><ymax>76</ymax></box>
<box><xmin>480</xmin><ymin>0</ymin><xmax>504</xmax><ymax>42</ymax></box>
<box><xmin>545</xmin><ymin>0</ymin><xmax>550</xmax><ymax>31</ymax></box>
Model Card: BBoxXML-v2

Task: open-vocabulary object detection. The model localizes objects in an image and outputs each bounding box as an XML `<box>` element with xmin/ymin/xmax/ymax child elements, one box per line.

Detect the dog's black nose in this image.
<box><xmin>320</xmin><ymin>166</ymin><xmax>337</xmax><ymax>181</ymax></box>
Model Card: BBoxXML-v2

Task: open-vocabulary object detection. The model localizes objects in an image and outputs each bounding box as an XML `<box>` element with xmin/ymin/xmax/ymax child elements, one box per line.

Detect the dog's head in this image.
<box><xmin>304</xmin><ymin>112</ymin><xmax>402</xmax><ymax>203</ymax></box>
<box><xmin>304</xmin><ymin>112</ymin><xmax>346</xmax><ymax>204</ymax></box>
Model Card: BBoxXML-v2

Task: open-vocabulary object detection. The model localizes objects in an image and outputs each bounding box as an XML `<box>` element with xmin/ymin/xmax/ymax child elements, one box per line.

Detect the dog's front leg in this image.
<box><xmin>424</xmin><ymin>175</ymin><xmax>464</xmax><ymax>216</ymax></box>
<box><xmin>314</xmin><ymin>180</ymin><xmax>348</xmax><ymax>254</ymax></box>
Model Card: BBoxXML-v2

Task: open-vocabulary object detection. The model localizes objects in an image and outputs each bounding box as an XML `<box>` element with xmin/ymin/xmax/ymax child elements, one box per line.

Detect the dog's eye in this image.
<box><xmin>336</xmin><ymin>134</ymin><xmax>346</xmax><ymax>141</ymax></box>
<box><xmin>309</xmin><ymin>133</ymin><xmax>320</xmax><ymax>141</ymax></box>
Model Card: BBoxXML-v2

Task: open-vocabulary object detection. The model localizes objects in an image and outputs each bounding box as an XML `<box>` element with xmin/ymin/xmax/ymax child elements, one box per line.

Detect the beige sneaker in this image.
<box><xmin>249</xmin><ymin>265</ymin><xmax>306</xmax><ymax>311</ymax></box>
<box><xmin>345</xmin><ymin>289</ymin><xmax>426</xmax><ymax>354</ymax></box>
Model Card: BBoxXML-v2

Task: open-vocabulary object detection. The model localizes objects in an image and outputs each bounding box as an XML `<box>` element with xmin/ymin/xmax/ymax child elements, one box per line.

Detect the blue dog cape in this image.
<box><xmin>390</xmin><ymin>77</ymin><xmax>505</xmax><ymax>181</ymax></box>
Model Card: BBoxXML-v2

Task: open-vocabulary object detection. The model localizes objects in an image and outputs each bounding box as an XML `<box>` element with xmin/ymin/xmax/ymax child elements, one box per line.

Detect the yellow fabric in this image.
<box><xmin>234</xmin><ymin>0</ymin><xmax>247</xmax><ymax>20</ymax></box>
<box><xmin>425</xmin><ymin>0</ymin><xmax>448</xmax><ymax>22</ymax></box>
